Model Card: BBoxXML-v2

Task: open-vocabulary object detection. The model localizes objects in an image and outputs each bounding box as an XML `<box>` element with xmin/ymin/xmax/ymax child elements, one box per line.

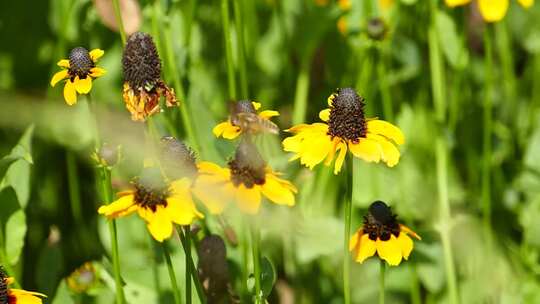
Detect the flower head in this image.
<box><xmin>193</xmin><ymin>139</ymin><xmax>297</xmax><ymax>214</ymax></box>
<box><xmin>0</xmin><ymin>266</ymin><xmax>46</xmax><ymax>304</ymax></box>
<box><xmin>98</xmin><ymin>167</ymin><xmax>203</xmax><ymax>242</ymax></box>
<box><xmin>445</xmin><ymin>0</ymin><xmax>533</xmax><ymax>22</ymax></box>
<box><xmin>349</xmin><ymin>201</ymin><xmax>421</xmax><ymax>266</ymax></box>
<box><xmin>50</xmin><ymin>47</ymin><xmax>106</xmax><ymax>105</ymax></box>
<box><xmin>122</xmin><ymin>32</ymin><xmax>177</xmax><ymax>122</ymax></box>
<box><xmin>367</xmin><ymin>18</ymin><xmax>389</xmax><ymax>41</ymax></box>
<box><xmin>66</xmin><ymin>262</ymin><xmax>99</xmax><ymax>293</ymax></box>
<box><xmin>283</xmin><ymin>87</ymin><xmax>404</xmax><ymax>174</ymax></box>
<box><xmin>213</xmin><ymin>100</ymin><xmax>279</xmax><ymax>140</ymax></box>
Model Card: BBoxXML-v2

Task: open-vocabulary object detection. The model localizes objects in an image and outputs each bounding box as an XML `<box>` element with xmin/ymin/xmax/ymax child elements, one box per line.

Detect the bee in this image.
<box><xmin>229</xmin><ymin>100</ymin><xmax>279</xmax><ymax>135</ymax></box>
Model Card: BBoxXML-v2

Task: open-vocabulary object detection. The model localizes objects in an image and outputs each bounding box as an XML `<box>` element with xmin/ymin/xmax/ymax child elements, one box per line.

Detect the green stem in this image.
<box><xmin>379</xmin><ymin>260</ymin><xmax>385</xmax><ymax>304</ymax></box>
<box><xmin>292</xmin><ymin>57</ymin><xmax>311</xmax><ymax>125</ymax></box>
<box><xmin>410</xmin><ymin>264</ymin><xmax>421</xmax><ymax>304</ymax></box>
<box><xmin>162</xmin><ymin>243</ymin><xmax>182</xmax><ymax>304</ymax></box>
<box><xmin>101</xmin><ymin>168</ymin><xmax>125</xmax><ymax>304</ymax></box>
<box><xmin>178</xmin><ymin>227</ymin><xmax>207</xmax><ymax>304</ymax></box>
<box><xmin>221</xmin><ymin>0</ymin><xmax>237</xmax><ymax>99</ymax></box>
<box><xmin>495</xmin><ymin>21</ymin><xmax>516</xmax><ymax>105</ymax></box>
<box><xmin>343</xmin><ymin>157</ymin><xmax>353</xmax><ymax>304</ymax></box>
<box><xmin>112</xmin><ymin>0</ymin><xmax>127</xmax><ymax>45</ymax></box>
<box><xmin>251</xmin><ymin>222</ymin><xmax>262</xmax><ymax>304</ymax></box>
<box><xmin>233</xmin><ymin>0</ymin><xmax>249</xmax><ymax>98</ymax></box>
<box><xmin>482</xmin><ymin>25</ymin><xmax>493</xmax><ymax>237</ymax></box>
<box><xmin>377</xmin><ymin>53</ymin><xmax>393</xmax><ymax>121</ymax></box>
<box><xmin>66</xmin><ymin>151</ymin><xmax>83</xmax><ymax>225</ymax></box>
<box><xmin>185</xmin><ymin>226</ymin><xmax>192</xmax><ymax>304</ymax></box>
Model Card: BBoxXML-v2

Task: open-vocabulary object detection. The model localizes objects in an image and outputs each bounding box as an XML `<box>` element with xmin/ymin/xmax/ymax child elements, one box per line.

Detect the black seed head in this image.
<box><xmin>228</xmin><ymin>139</ymin><xmax>266</xmax><ymax>188</ymax></box>
<box><xmin>69</xmin><ymin>47</ymin><xmax>94</xmax><ymax>79</ymax></box>
<box><xmin>122</xmin><ymin>32</ymin><xmax>162</xmax><ymax>90</ymax></box>
<box><xmin>160</xmin><ymin>136</ymin><xmax>198</xmax><ymax>180</ymax></box>
<box><xmin>369</xmin><ymin>201</ymin><xmax>393</xmax><ymax>224</ymax></box>
<box><xmin>363</xmin><ymin>200</ymin><xmax>400</xmax><ymax>241</ymax></box>
<box><xmin>0</xmin><ymin>267</ymin><xmax>8</xmax><ymax>304</ymax></box>
<box><xmin>367</xmin><ymin>17</ymin><xmax>388</xmax><ymax>41</ymax></box>
<box><xmin>133</xmin><ymin>168</ymin><xmax>169</xmax><ymax>210</ymax></box>
<box><xmin>327</xmin><ymin>87</ymin><xmax>367</xmax><ymax>143</ymax></box>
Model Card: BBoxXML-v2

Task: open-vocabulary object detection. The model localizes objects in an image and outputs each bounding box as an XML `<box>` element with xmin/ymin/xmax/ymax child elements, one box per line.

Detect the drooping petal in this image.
<box><xmin>324</xmin><ymin>137</ymin><xmax>340</xmax><ymax>166</ymax></box>
<box><xmin>348</xmin><ymin>138</ymin><xmax>382</xmax><ymax>164</ymax></box>
<box><xmin>50</xmin><ymin>70</ymin><xmax>68</xmax><ymax>87</ymax></box>
<box><xmin>478</xmin><ymin>0</ymin><xmax>509</xmax><ymax>22</ymax></box>
<box><xmin>356</xmin><ymin>234</ymin><xmax>377</xmax><ymax>263</ymax></box>
<box><xmin>397</xmin><ymin>232</ymin><xmax>414</xmax><ymax>260</ymax></box>
<box><xmin>376</xmin><ymin>235</ymin><xmax>403</xmax><ymax>266</ymax></box>
<box><xmin>89</xmin><ymin>49</ymin><xmax>105</xmax><ymax>62</ymax></box>
<box><xmin>252</xmin><ymin>101</ymin><xmax>262</xmax><ymax>110</ymax></box>
<box><xmin>8</xmin><ymin>289</ymin><xmax>46</xmax><ymax>304</ymax></box>
<box><xmin>235</xmin><ymin>184</ymin><xmax>262</xmax><ymax>214</ymax></box>
<box><xmin>192</xmin><ymin>179</ymin><xmax>229</xmax><ymax>214</ymax></box>
<box><xmin>327</xmin><ymin>94</ymin><xmax>335</xmax><ymax>106</ymax></box>
<box><xmin>74</xmin><ymin>76</ymin><xmax>93</xmax><ymax>94</ymax></box>
<box><xmin>258</xmin><ymin>110</ymin><xmax>280</xmax><ymax>119</ymax></box>
<box><xmin>333</xmin><ymin>141</ymin><xmax>348</xmax><ymax>174</ymax></box>
<box><xmin>138</xmin><ymin>206</ymin><xmax>173</xmax><ymax>242</ymax></box>
<box><xmin>98</xmin><ymin>194</ymin><xmax>138</xmax><ymax>219</ymax></box>
<box><xmin>400</xmin><ymin>224</ymin><xmax>421</xmax><ymax>240</ymax></box>
<box><xmin>319</xmin><ymin>108</ymin><xmax>331</xmax><ymax>122</ymax></box>
<box><xmin>166</xmin><ymin>196</ymin><xmax>203</xmax><ymax>225</ymax></box>
<box><xmin>444</xmin><ymin>0</ymin><xmax>472</xmax><ymax>7</ymax></box>
<box><xmin>368</xmin><ymin>134</ymin><xmax>400</xmax><ymax>167</ymax></box>
<box><xmin>89</xmin><ymin>67</ymin><xmax>106</xmax><ymax>78</ymax></box>
<box><xmin>367</xmin><ymin>119</ymin><xmax>405</xmax><ymax>145</ymax></box>
<box><xmin>348</xmin><ymin>229</ymin><xmax>362</xmax><ymax>251</ymax></box>
<box><xmin>518</xmin><ymin>0</ymin><xmax>533</xmax><ymax>8</ymax></box>
<box><xmin>57</xmin><ymin>59</ymin><xmax>70</xmax><ymax>68</ymax></box>
<box><xmin>261</xmin><ymin>173</ymin><xmax>296</xmax><ymax>206</ymax></box>
<box><xmin>63</xmin><ymin>80</ymin><xmax>78</xmax><ymax>105</ymax></box>
<box><xmin>213</xmin><ymin>121</ymin><xmax>241</xmax><ymax>139</ymax></box>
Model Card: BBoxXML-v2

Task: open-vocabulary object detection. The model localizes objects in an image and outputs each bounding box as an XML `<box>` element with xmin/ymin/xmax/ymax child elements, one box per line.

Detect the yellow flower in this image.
<box><xmin>282</xmin><ymin>88</ymin><xmax>404</xmax><ymax>175</ymax></box>
<box><xmin>50</xmin><ymin>47</ymin><xmax>106</xmax><ymax>105</ymax></box>
<box><xmin>0</xmin><ymin>268</ymin><xmax>46</xmax><ymax>304</ymax></box>
<box><xmin>213</xmin><ymin>100</ymin><xmax>280</xmax><ymax>140</ymax></box>
<box><xmin>349</xmin><ymin>201</ymin><xmax>421</xmax><ymax>266</ymax></box>
<box><xmin>98</xmin><ymin>168</ymin><xmax>203</xmax><ymax>242</ymax></box>
<box><xmin>337</xmin><ymin>17</ymin><xmax>348</xmax><ymax>35</ymax></box>
<box><xmin>66</xmin><ymin>262</ymin><xmax>98</xmax><ymax>294</ymax></box>
<box><xmin>338</xmin><ymin>0</ymin><xmax>352</xmax><ymax>11</ymax></box>
<box><xmin>193</xmin><ymin>139</ymin><xmax>297</xmax><ymax>214</ymax></box>
<box><xmin>445</xmin><ymin>0</ymin><xmax>533</xmax><ymax>22</ymax></box>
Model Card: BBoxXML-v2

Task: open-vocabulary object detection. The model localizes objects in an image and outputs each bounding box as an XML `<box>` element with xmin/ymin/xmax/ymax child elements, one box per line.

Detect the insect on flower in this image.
<box><xmin>213</xmin><ymin>100</ymin><xmax>280</xmax><ymax>139</ymax></box>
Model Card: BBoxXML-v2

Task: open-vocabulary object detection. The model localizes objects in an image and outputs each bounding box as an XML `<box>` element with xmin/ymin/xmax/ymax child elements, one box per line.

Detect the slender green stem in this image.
<box><xmin>495</xmin><ymin>21</ymin><xmax>516</xmax><ymax>104</ymax></box>
<box><xmin>379</xmin><ymin>260</ymin><xmax>385</xmax><ymax>304</ymax></box>
<box><xmin>184</xmin><ymin>226</ymin><xmax>192</xmax><ymax>304</ymax></box>
<box><xmin>221</xmin><ymin>0</ymin><xmax>237</xmax><ymax>99</ymax></box>
<box><xmin>343</xmin><ymin>157</ymin><xmax>353</xmax><ymax>304</ymax></box>
<box><xmin>292</xmin><ymin>57</ymin><xmax>311</xmax><ymax>125</ymax></box>
<box><xmin>410</xmin><ymin>264</ymin><xmax>421</xmax><ymax>304</ymax></box>
<box><xmin>112</xmin><ymin>0</ymin><xmax>127</xmax><ymax>45</ymax></box>
<box><xmin>377</xmin><ymin>53</ymin><xmax>393</xmax><ymax>121</ymax></box>
<box><xmin>178</xmin><ymin>227</ymin><xmax>207</xmax><ymax>304</ymax></box>
<box><xmin>162</xmin><ymin>243</ymin><xmax>182</xmax><ymax>304</ymax></box>
<box><xmin>233</xmin><ymin>0</ymin><xmax>249</xmax><ymax>98</ymax></box>
<box><xmin>482</xmin><ymin>25</ymin><xmax>494</xmax><ymax>237</ymax></box>
<box><xmin>251</xmin><ymin>222</ymin><xmax>262</xmax><ymax>304</ymax></box>
<box><xmin>66</xmin><ymin>151</ymin><xmax>83</xmax><ymax>225</ymax></box>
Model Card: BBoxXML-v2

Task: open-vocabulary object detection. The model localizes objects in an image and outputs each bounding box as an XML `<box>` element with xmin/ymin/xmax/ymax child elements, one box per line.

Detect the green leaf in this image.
<box><xmin>260</xmin><ymin>256</ymin><xmax>277</xmax><ymax>298</ymax></box>
<box><xmin>5</xmin><ymin>209</ymin><xmax>27</xmax><ymax>265</ymax></box>
<box><xmin>52</xmin><ymin>281</ymin><xmax>76</xmax><ymax>304</ymax></box>
<box><xmin>0</xmin><ymin>125</ymin><xmax>34</xmax><ymax>179</ymax></box>
<box><xmin>436</xmin><ymin>11</ymin><xmax>468</xmax><ymax>70</ymax></box>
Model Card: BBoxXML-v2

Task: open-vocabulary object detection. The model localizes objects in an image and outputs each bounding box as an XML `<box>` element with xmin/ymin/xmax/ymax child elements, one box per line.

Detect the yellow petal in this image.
<box><xmin>166</xmin><ymin>196</ymin><xmax>203</xmax><ymax>225</ymax></box>
<box><xmin>261</xmin><ymin>173</ymin><xmax>295</xmax><ymax>206</ymax></box>
<box><xmin>213</xmin><ymin>121</ymin><xmax>241</xmax><ymax>139</ymax></box>
<box><xmin>8</xmin><ymin>289</ymin><xmax>46</xmax><ymax>304</ymax></box>
<box><xmin>138</xmin><ymin>206</ymin><xmax>173</xmax><ymax>242</ymax></box>
<box><xmin>397</xmin><ymin>232</ymin><xmax>414</xmax><ymax>260</ymax></box>
<box><xmin>74</xmin><ymin>76</ymin><xmax>92</xmax><ymax>94</ymax></box>
<box><xmin>368</xmin><ymin>134</ymin><xmax>401</xmax><ymax>167</ymax></box>
<box><xmin>348</xmin><ymin>229</ymin><xmax>362</xmax><ymax>251</ymax></box>
<box><xmin>57</xmin><ymin>59</ymin><xmax>70</xmax><ymax>68</ymax></box>
<box><xmin>319</xmin><ymin>108</ymin><xmax>331</xmax><ymax>122</ymax></box>
<box><xmin>63</xmin><ymin>80</ymin><xmax>77</xmax><ymax>105</ymax></box>
<box><xmin>376</xmin><ymin>235</ymin><xmax>403</xmax><ymax>266</ymax></box>
<box><xmin>50</xmin><ymin>70</ymin><xmax>68</xmax><ymax>87</ymax></box>
<box><xmin>378</xmin><ymin>0</ymin><xmax>394</xmax><ymax>10</ymax></box>
<box><xmin>518</xmin><ymin>0</ymin><xmax>533</xmax><ymax>8</ymax></box>
<box><xmin>348</xmin><ymin>138</ymin><xmax>382</xmax><ymax>164</ymax></box>
<box><xmin>89</xmin><ymin>67</ymin><xmax>106</xmax><ymax>78</ymax></box>
<box><xmin>445</xmin><ymin>0</ymin><xmax>472</xmax><ymax>7</ymax></box>
<box><xmin>327</xmin><ymin>94</ymin><xmax>335</xmax><ymax>106</ymax></box>
<box><xmin>334</xmin><ymin>141</ymin><xmax>348</xmax><ymax>174</ymax></box>
<box><xmin>367</xmin><ymin>120</ymin><xmax>405</xmax><ymax>145</ymax></box>
<box><xmin>400</xmin><ymin>224</ymin><xmax>421</xmax><ymax>240</ymax></box>
<box><xmin>258</xmin><ymin>110</ymin><xmax>280</xmax><ymax>119</ymax></box>
<box><xmin>252</xmin><ymin>101</ymin><xmax>262</xmax><ymax>110</ymax></box>
<box><xmin>192</xmin><ymin>179</ymin><xmax>229</xmax><ymax>214</ymax></box>
<box><xmin>356</xmin><ymin>234</ymin><xmax>377</xmax><ymax>263</ymax></box>
<box><xmin>283</xmin><ymin>135</ymin><xmax>302</xmax><ymax>154</ymax></box>
<box><xmin>89</xmin><ymin>49</ymin><xmax>105</xmax><ymax>62</ymax></box>
<box><xmin>98</xmin><ymin>194</ymin><xmax>137</xmax><ymax>218</ymax></box>
<box><xmin>478</xmin><ymin>0</ymin><xmax>509</xmax><ymax>22</ymax></box>
<box><xmin>324</xmin><ymin>138</ymin><xmax>340</xmax><ymax>166</ymax></box>
<box><xmin>235</xmin><ymin>184</ymin><xmax>261</xmax><ymax>214</ymax></box>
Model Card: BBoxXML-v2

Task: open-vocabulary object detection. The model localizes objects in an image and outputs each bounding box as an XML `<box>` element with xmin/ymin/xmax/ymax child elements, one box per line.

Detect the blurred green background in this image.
<box><xmin>1</xmin><ymin>0</ymin><xmax>540</xmax><ymax>303</ymax></box>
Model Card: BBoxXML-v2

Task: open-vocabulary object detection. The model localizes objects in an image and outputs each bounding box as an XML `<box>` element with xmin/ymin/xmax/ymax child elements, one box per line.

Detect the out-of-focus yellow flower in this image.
<box><xmin>0</xmin><ymin>267</ymin><xmax>46</xmax><ymax>304</ymax></box>
<box><xmin>314</xmin><ymin>0</ymin><xmax>330</xmax><ymax>6</ymax></box>
<box><xmin>193</xmin><ymin>139</ymin><xmax>297</xmax><ymax>214</ymax></box>
<box><xmin>50</xmin><ymin>47</ymin><xmax>106</xmax><ymax>105</ymax></box>
<box><xmin>66</xmin><ymin>262</ymin><xmax>98</xmax><ymax>293</ymax></box>
<box><xmin>349</xmin><ymin>201</ymin><xmax>421</xmax><ymax>266</ymax></box>
<box><xmin>282</xmin><ymin>88</ymin><xmax>404</xmax><ymax>175</ymax></box>
<box><xmin>337</xmin><ymin>16</ymin><xmax>348</xmax><ymax>35</ymax></box>
<box><xmin>213</xmin><ymin>100</ymin><xmax>279</xmax><ymax>140</ymax></box>
<box><xmin>446</xmin><ymin>0</ymin><xmax>534</xmax><ymax>22</ymax></box>
<box><xmin>379</xmin><ymin>0</ymin><xmax>394</xmax><ymax>10</ymax></box>
<box><xmin>338</xmin><ymin>0</ymin><xmax>352</xmax><ymax>11</ymax></box>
